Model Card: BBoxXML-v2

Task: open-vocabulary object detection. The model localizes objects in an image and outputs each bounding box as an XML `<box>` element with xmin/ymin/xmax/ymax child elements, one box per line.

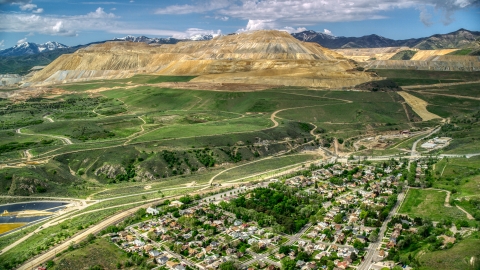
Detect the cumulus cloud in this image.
<box><xmin>0</xmin><ymin>7</ymin><xmax>118</xmax><ymax>36</ymax></box>
<box><xmin>173</xmin><ymin>28</ymin><xmax>222</xmax><ymax>39</ymax></box>
<box><xmin>156</xmin><ymin>0</ymin><xmax>479</xmax><ymax>28</ymax></box>
<box><xmin>237</xmin><ymin>19</ymin><xmax>277</xmax><ymax>32</ymax></box>
<box><xmin>19</xmin><ymin>3</ymin><xmax>35</xmax><ymax>10</ymax></box>
<box><xmin>17</xmin><ymin>37</ymin><xmax>27</xmax><ymax>44</ymax></box>
<box><xmin>282</xmin><ymin>26</ymin><xmax>307</xmax><ymax>33</ymax></box>
<box><xmin>323</xmin><ymin>29</ymin><xmax>333</xmax><ymax>35</ymax></box>
<box><xmin>237</xmin><ymin>20</ymin><xmax>306</xmax><ymax>34</ymax></box>
<box><xmin>16</xmin><ymin>2</ymin><xmax>43</xmax><ymax>13</ymax></box>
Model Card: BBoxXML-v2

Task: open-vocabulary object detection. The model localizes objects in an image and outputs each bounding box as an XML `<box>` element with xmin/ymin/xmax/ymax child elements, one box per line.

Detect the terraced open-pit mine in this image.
<box><xmin>335</xmin><ymin>47</ymin><xmax>480</xmax><ymax>71</ymax></box>
<box><xmin>30</xmin><ymin>30</ymin><xmax>374</xmax><ymax>88</ymax></box>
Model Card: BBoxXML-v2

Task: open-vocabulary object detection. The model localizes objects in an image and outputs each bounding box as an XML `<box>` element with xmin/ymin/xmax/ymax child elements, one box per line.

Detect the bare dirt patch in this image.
<box><xmin>398</xmin><ymin>91</ymin><xmax>441</xmax><ymax>121</ymax></box>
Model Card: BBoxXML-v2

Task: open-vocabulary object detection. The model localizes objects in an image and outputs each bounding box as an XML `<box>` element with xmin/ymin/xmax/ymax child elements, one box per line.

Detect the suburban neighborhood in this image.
<box><xmin>107</xmin><ymin>160</ymin><xmax>426</xmax><ymax>270</ymax></box>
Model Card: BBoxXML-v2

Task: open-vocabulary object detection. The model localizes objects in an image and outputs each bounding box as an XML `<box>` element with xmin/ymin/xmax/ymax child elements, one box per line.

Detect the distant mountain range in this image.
<box><xmin>292</xmin><ymin>28</ymin><xmax>480</xmax><ymax>49</ymax></box>
<box><xmin>0</xmin><ymin>34</ymin><xmax>215</xmax><ymax>58</ymax></box>
<box><xmin>112</xmin><ymin>35</ymin><xmax>181</xmax><ymax>44</ymax></box>
<box><xmin>0</xmin><ymin>29</ymin><xmax>478</xmax><ymax>75</ymax></box>
<box><xmin>0</xmin><ymin>41</ymin><xmax>69</xmax><ymax>57</ymax></box>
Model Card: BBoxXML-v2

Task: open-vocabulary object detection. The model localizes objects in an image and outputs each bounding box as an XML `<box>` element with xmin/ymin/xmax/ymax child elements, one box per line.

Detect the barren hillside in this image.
<box><xmin>30</xmin><ymin>30</ymin><xmax>374</xmax><ymax>88</ymax></box>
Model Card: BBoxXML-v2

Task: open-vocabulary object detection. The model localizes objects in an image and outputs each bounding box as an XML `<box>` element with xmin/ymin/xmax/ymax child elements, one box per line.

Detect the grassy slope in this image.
<box><xmin>215</xmin><ymin>154</ymin><xmax>317</xmax><ymax>182</ymax></box>
<box><xmin>417</xmin><ymin>232</ymin><xmax>480</xmax><ymax>270</ymax></box>
<box><xmin>372</xmin><ymin>70</ymin><xmax>480</xmax><ymax>86</ymax></box>
<box><xmin>51</xmin><ymin>238</ymin><xmax>130</xmax><ymax>270</ymax></box>
<box><xmin>399</xmin><ymin>189</ymin><xmax>467</xmax><ymax>222</ymax></box>
<box><xmin>389</xmin><ymin>50</ymin><xmax>417</xmax><ymax>60</ymax></box>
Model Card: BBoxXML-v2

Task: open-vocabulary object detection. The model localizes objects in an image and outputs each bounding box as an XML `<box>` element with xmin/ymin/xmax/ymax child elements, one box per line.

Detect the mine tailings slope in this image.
<box><xmin>30</xmin><ymin>30</ymin><xmax>375</xmax><ymax>88</ymax></box>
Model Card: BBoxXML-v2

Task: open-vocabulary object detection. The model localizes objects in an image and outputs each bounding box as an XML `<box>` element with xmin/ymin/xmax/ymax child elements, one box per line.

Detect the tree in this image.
<box><xmin>353</xmin><ymin>239</ymin><xmax>364</xmax><ymax>250</ymax></box>
<box><xmin>250</xmin><ymin>242</ymin><xmax>261</xmax><ymax>253</ymax></box>
<box><xmin>281</xmin><ymin>257</ymin><xmax>296</xmax><ymax>270</ymax></box>
<box><xmin>279</xmin><ymin>245</ymin><xmax>291</xmax><ymax>254</ymax></box>
<box><xmin>368</xmin><ymin>230</ymin><xmax>379</xmax><ymax>242</ymax></box>
<box><xmin>219</xmin><ymin>261</ymin><xmax>237</xmax><ymax>270</ymax></box>
<box><xmin>350</xmin><ymin>252</ymin><xmax>358</xmax><ymax>262</ymax></box>
<box><xmin>334</xmin><ymin>213</ymin><xmax>344</xmax><ymax>224</ymax></box>
<box><xmin>46</xmin><ymin>260</ymin><xmax>55</xmax><ymax>269</ymax></box>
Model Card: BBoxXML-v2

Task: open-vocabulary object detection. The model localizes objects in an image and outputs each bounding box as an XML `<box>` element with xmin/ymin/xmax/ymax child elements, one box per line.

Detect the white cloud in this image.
<box><xmin>0</xmin><ymin>40</ymin><xmax>4</xmax><ymax>47</ymax></box>
<box><xmin>282</xmin><ymin>26</ymin><xmax>307</xmax><ymax>33</ymax></box>
<box><xmin>111</xmin><ymin>7</ymin><xmax>116</xmax><ymax>11</ymax></box>
<box><xmin>419</xmin><ymin>6</ymin><xmax>433</xmax><ymax>26</ymax></box>
<box><xmin>237</xmin><ymin>19</ymin><xmax>277</xmax><ymax>32</ymax></box>
<box><xmin>110</xmin><ymin>27</ymin><xmax>222</xmax><ymax>39</ymax></box>
<box><xmin>0</xmin><ymin>0</ymin><xmax>30</xmax><ymax>4</ymax></box>
<box><xmin>324</xmin><ymin>29</ymin><xmax>333</xmax><ymax>35</ymax></box>
<box><xmin>215</xmin><ymin>16</ymin><xmax>229</xmax><ymax>21</ymax></box>
<box><xmin>32</xmin><ymin>8</ymin><xmax>42</xmax><ymax>13</ymax></box>
<box><xmin>0</xmin><ymin>7</ymin><xmax>119</xmax><ymax>37</ymax></box>
<box><xmin>155</xmin><ymin>0</ymin><xmax>231</xmax><ymax>15</ymax></box>
<box><xmin>17</xmin><ymin>37</ymin><xmax>27</xmax><ymax>44</ymax></box>
<box><xmin>237</xmin><ymin>20</ymin><xmax>306</xmax><ymax>34</ymax></box>
<box><xmin>19</xmin><ymin>3</ymin><xmax>36</xmax><ymax>10</ymax></box>
<box><xmin>110</xmin><ymin>28</ymin><xmax>185</xmax><ymax>36</ymax></box>
<box><xmin>156</xmin><ymin>0</ymin><xmax>479</xmax><ymax>28</ymax></box>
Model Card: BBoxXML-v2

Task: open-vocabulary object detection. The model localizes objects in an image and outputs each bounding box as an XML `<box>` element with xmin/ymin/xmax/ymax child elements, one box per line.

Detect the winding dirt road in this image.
<box><xmin>16</xmin><ymin>127</ymin><xmax>73</xmax><ymax>145</ymax></box>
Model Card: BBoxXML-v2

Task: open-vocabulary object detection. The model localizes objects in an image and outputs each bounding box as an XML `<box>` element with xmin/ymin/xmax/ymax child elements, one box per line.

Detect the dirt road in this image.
<box><xmin>16</xmin><ymin>127</ymin><xmax>73</xmax><ymax>145</ymax></box>
<box><xmin>409</xmin><ymin>90</ymin><xmax>480</xmax><ymax>101</ymax></box>
<box><xmin>401</xmin><ymin>80</ymin><xmax>480</xmax><ymax>90</ymax></box>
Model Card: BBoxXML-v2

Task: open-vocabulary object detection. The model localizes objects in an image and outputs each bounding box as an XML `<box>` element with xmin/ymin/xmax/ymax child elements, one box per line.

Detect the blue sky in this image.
<box><xmin>0</xmin><ymin>0</ymin><xmax>479</xmax><ymax>48</ymax></box>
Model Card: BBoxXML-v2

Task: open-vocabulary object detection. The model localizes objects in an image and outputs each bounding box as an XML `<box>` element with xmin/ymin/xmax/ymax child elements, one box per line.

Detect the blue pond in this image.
<box><xmin>0</xmin><ymin>201</ymin><xmax>68</xmax><ymax>224</ymax></box>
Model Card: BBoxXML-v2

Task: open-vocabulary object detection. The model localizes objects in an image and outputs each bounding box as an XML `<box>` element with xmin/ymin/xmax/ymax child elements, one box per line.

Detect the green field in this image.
<box><xmin>372</xmin><ymin>70</ymin><xmax>480</xmax><ymax>86</ymax></box>
<box><xmin>51</xmin><ymin>238</ymin><xmax>130</xmax><ymax>270</ymax></box>
<box><xmin>412</xmin><ymin>83</ymin><xmax>480</xmax><ymax>98</ymax></box>
<box><xmin>60</xmin><ymin>74</ymin><xmax>196</xmax><ymax>92</ymax></box>
<box><xmin>399</xmin><ymin>188</ymin><xmax>468</xmax><ymax>222</ymax></box>
<box><xmin>215</xmin><ymin>154</ymin><xmax>318</xmax><ymax>182</ymax></box>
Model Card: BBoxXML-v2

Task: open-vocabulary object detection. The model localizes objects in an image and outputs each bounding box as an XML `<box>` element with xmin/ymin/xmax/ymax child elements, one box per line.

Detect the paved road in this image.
<box><xmin>411</xmin><ymin>126</ymin><xmax>440</xmax><ymax>158</ymax></box>
<box><xmin>240</xmin><ymin>223</ymin><xmax>311</xmax><ymax>268</ymax></box>
<box><xmin>357</xmin><ymin>191</ymin><xmax>405</xmax><ymax>270</ymax></box>
<box><xmin>16</xmin><ymin>185</ymin><xmax>233</xmax><ymax>269</ymax></box>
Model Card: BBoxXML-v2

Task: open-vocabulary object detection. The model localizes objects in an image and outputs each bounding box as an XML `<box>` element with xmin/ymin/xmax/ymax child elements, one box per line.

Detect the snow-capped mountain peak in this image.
<box><xmin>0</xmin><ymin>41</ymin><xmax>69</xmax><ymax>57</ymax></box>
<box><xmin>38</xmin><ymin>41</ymin><xmax>69</xmax><ymax>52</ymax></box>
<box><xmin>189</xmin><ymin>34</ymin><xmax>214</xmax><ymax>41</ymax></box>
